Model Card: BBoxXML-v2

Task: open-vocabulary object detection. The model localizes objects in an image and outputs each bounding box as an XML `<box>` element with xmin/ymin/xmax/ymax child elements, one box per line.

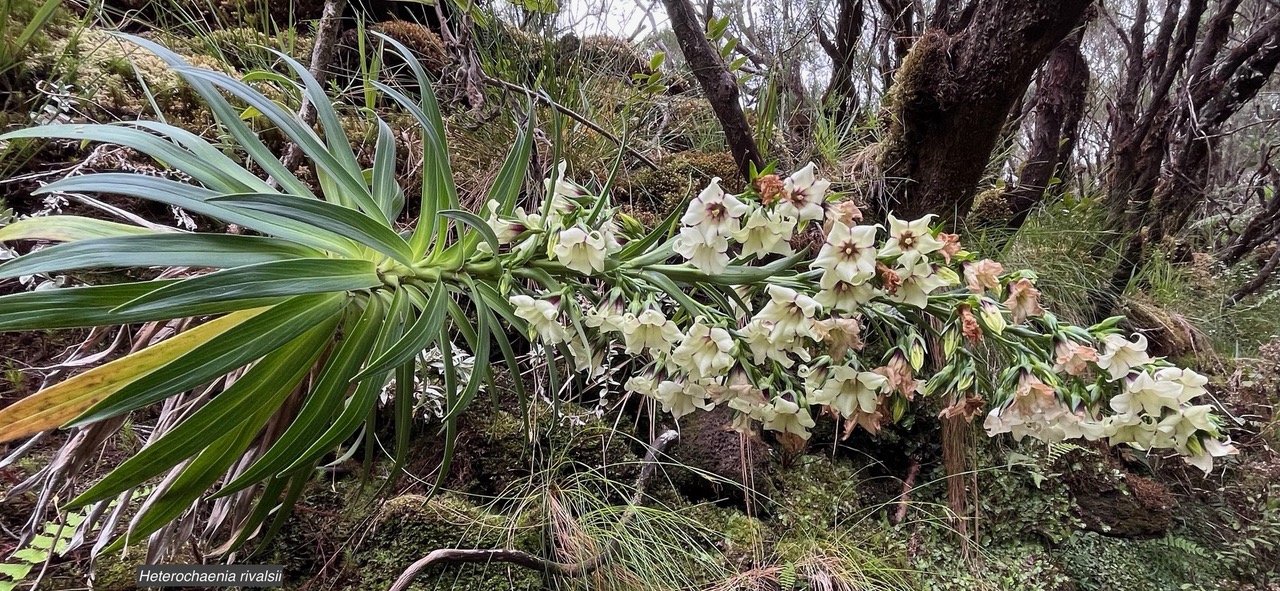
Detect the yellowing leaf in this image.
<box><xmin>0</xmin><ymin>216</ymin><xmax>157</xmax><ymax>243</ymax></box>
<box><xmin>0</xmin><ymin>307</ymin><xmax>267</xmax><ymax>443</ymax></box>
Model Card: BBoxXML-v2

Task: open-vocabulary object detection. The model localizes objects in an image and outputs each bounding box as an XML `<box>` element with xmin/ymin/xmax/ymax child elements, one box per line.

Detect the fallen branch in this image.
<box><xmin>891</xmin><ymin>456</ymin><xmax>920</xmax><ymax>525</ymax></box>
<box><xmin>387</xmin><ymin>429</ymin><xmax>680</xmax><ymax>591</ymax></box>
<box><xmin>275</xmin><ymin>0</ymin><xmax>348</xmax><ymax>179</ymax></box>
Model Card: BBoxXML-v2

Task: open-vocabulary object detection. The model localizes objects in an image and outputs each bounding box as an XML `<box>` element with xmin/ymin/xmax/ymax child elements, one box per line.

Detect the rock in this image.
<box><xmin>667</xmin><ymin>406</ymin><xmax>771</xmax><ymax>505</ymax></box>
<box><xmin>1071</xmin><ymin>472</ymin><xmax>1176</xmax><ymax>539</ymax></box>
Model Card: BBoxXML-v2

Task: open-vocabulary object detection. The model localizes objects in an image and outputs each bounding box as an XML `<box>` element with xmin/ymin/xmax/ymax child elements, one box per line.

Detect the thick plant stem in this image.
<box><xmin>386</xmin><ymin>430</ymin><xmax>680</xmax><ymax>591</ymax></box>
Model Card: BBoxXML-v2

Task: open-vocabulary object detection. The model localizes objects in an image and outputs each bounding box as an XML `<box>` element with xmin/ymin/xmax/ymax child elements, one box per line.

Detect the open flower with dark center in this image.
<box><xmin>680</xmin><ymin>178</ymin><xmax>750</xmax><ymax>239</ymax></box>
<box><xmin>880</xmin><ymin>214</ymin><xmax>943</xmax><ymax>267</ymax></box>
<box><xmin>778</xmin><ymin>162</ymin><xmax>829</xmax><ymax>224</ymax></box>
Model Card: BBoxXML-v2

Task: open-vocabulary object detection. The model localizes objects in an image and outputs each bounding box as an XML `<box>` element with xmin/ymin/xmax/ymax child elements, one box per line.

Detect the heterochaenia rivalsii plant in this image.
<box><xmin>0</xmin><ymin>34</ymin><xmax>1235</xmax><ymax>559</ymax></box>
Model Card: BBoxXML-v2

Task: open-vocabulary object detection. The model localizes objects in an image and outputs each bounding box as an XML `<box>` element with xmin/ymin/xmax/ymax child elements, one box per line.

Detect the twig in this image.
<box><xmin>274</xmin><ymin>0</ymin><xmax>348</xmax><ymax>181</ymax></box>
<box><xmin>891</xmin><ymin>456</ymin><xmax>920</xmax><ymax>525</ymax></box>
<box><xmin>387</xmin><ymin>429</ymin><xmax>680</xmax><ymax>591</ymax></box>
<box><xmin>480</xmin><ymin>75</ymin><xmax>659</xmax><ymax>170</ymax></box>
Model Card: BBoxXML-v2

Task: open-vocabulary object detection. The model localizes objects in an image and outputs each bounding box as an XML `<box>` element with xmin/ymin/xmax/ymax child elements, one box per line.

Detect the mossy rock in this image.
<box><xmin>555</xmin><ymin>34</ymin><xmax>651</xmax><ymax>80</ymax></box>
<box><xmin>615</xmin><ymin>151</ymin><xmax>742</xmax><ymax>228</ymax></box>
<box><xmin>354</xmin><ymin>494</ymin><xmax>542</xmax><ymax>591</ymax></box>
<box><xmin>771</xmin><ymin>455</ymin><xmax>864</xmax><ymax>533</ymax></box>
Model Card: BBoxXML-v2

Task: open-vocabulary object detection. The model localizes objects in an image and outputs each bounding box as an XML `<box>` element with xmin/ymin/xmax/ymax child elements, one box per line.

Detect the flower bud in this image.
<box><xmin>979</xmin><ymin>300</ymin><xmax>1006</xmax><ymax>335</ymax></box>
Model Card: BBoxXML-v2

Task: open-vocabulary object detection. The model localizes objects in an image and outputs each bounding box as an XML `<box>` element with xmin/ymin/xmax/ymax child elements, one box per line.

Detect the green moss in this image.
<box><xmin>354</xmin><ymin>494</ymin><xmax>542</xmax><ymax>591</ymax></box>
<box><xmin>616</xmin><ymin>151</ymin><xmax>743</xmax><ymax>228</ymax></box>
<box><xmin>772</xmin><ymin>456</ymin><xmax>863</xmax><ymax>534</ymax></box>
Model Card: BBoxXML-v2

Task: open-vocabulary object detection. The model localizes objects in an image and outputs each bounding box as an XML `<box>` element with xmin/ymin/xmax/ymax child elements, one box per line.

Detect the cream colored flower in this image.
<box><xmin>1154</xmin><ymin>367</ymin><xmax>1209</xmax><ymax>403</ymax></box>
<box><xmin>681</xmin><ymin>178</ymin><xmax>750</xmax><ymax>239</ymax></box>
<box><xmin>763</xmin><ymin>394</ymin><xmax>816</xmax><ymax>439</ymax></box>
<box><xmin>655</xmin><ymin>379</ymin><xmax>713</xmax><ymax>419</ymax></box>
<box><xmin>815</xmin><ymin>276</ymin><xmax>881</xmax><ymax>313</ymax></box>
<box><xmin>964</xmin><ymin>259</ymin><xmax>1004</xmax><ymax>294</ymax></box>
<box><xmin>510</xmin><ymin>294</ymin><xmax>569</xmax><ymax>344</ymax></box>
<box><xmin>755</xmin><ymin>285</ymin><xmax>821</xmax><ymax>341</ymax></box>
<box><xmin>624</xmin><ymin>374</ymin><xmax>658</xmax><ymax>397</ymax></box>
<box><xmin>584</xmin><ymin>301</ymin><xmax>628</xmax><ymax>334</ymax></box>
<box><xmin>735</xmin><ymin>207</ymin><xmax>796</xmax><ymax>260</ymax></box>
<box><xmin>1185</xmin><ymin>436</ymin><xmax>1237</xmax><ymax>474</ymax></box>
<box><xmin>879</xmin><ymin>214</ymin><xmax>943</xmax><ymax>267</ymax></box>
<box><xmin>810</xmin><ymin>366</ymin><xmax>890</xmax><ymax>419</ymax></box>
<box><xmin>620</xmin><ymin>309</ymin><xmax>683</xmax><ymax>355</ymax></box>
<box><xmin>778</xmin><ymin>162</ymin><xmax>828</xmax><ymax>224</ymax></box>
<box><xmin>484</xmin><ymin>199</ymin><xmax>522</xmax><ymax>244</ymax></box>
<box><xmin>813</xmin><ymin>221</ymin><xmax>878</xmax><ymax>283</ymax></box>
<box><xmin>1096</xmin><ymin>333</ymin><xmax>1152</xmax><ymax>381</ymax></box>
<box><xmin>552</xmin><ymin>226</ymin><xmax>608</xmax><ymax>274</ymax></box>
<box><xmin>671</xmin><ymin>320</ymin><xmax>736</xmax><ymax>379</ymax></box>
<box><xmin>890</xmin><ymin>260</ymin><xmax>950</xmax><ymax>308</ymax></box>
<box><xmin>1004</xmin><ymin>278</ymin><xmax>1045</xmax><ymax>323</ymax></box>
<box><xmin>741</xmin><ymin>319</ymin><xmax>797</xmax><ymax>368</ymax></box>
<box><xmin>1110</xmin><ymin>371</ymin><xmax>1183</xmax><ymax>416</ymax></box>
<box><xmin>673</xmin><ymin>226</ymin><xmax>730</xmax><ymax>275</ymax></box>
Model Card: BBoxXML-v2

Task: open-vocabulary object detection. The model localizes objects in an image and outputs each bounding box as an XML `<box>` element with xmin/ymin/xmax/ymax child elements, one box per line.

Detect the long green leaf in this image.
<box><xmin>0</xmin><ymin>281</ymin><xmax>284</xmax><ymax>331</ymax></box>
<box><xmin>0</xmin><ymin>234</ymin><xmax>322</xmax><ymax>279</ymax></box>
<box><xmin>209</xmin><ymin>193</ymin><xmax>413</xmax><ymax>264</ymax></box>
<box><xmin>0</xmin><ymin>216</ymin><xmax>157</xmax><ymax>243</ymax></box>
<box><xmin>69</xmin><ymin>292</ymin><xmax>347</xmax><ymax>426</ymax></box>
<box><xmin>354</xmin><ymin>279</ymin><xmax>448</xmax><ymax>380</ymax></box>
<box><xmin>67</xmin><ymin>316</ymin><xmax>333</xmax><ymax>507</ymax></box>
<box><xmin>439</xmin><ymin>209</ymin><xmax>500</xmax><ymax>254</ymax></box>
<box><xmin>113</xmin><ymin>259</ymin><xmax>379</xmax><ymax>316</ymax></box>
<box><xmin>281</xmin><ymin>290</ymin><xmax>409</xmax><ymax>474</ymax></box>
<box><xmin>116</xmin><ymin>34</ymin><xmax>314</xmax><ymax>198</ymax></box>
<box><xmin>213</xmin><ymin>294</ymin><xmax>386</xmax><ymax>497</ymax></box>
<box><xmin>35</xmin><ymin>174</ymin><xmax>360</xmax><ymax>256</ymax></box>
<box><xmin>371</xmin><ymin>117</ymin><xmax>402</xmax><ymax>222</ymax></box>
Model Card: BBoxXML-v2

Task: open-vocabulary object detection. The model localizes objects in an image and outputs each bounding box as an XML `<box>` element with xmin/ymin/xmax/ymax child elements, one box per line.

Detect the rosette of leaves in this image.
<box><xmin>0</xmin><ymin>34</ymin><xmax>538</xmax><ymax>553</ymax></box>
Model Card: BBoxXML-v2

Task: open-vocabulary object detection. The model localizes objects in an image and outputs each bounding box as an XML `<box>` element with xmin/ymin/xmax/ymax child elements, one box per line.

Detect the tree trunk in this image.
<box><xmin>876</xmin><ymin>0</ymin><xmax>1094</xmax><ymax>224</ymax></box>
<box><xmin>819</xmin><ymin>0</ymin><xmax>866</xmax><ymax>125</ymax></box>
<box><xmin>659</xmin><ymin>0</ymin><xmax>765</xmax><ymax>179</ymax></box>
<box><xmin>1002</xmin><ymin>30</ymin><xmax>1089</xmax><ymax>230</ymax></box>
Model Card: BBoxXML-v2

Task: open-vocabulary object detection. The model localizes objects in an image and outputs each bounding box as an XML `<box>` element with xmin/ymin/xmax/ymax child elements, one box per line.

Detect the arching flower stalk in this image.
<box><xmin>0</xmin><ymin>36</ymin><xmax>1235</xmax><ymax>559</ymax></box>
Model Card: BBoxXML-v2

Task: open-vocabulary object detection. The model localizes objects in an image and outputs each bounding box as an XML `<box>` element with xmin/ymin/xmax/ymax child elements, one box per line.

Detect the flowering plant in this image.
<box><xmin>0</xmin><ymin>35</ymin><xmax>1233</xmax><ymax>558</ymax></box>
<box><xmin>496</xmin><ymin>163</ymin><xmax>1237</xmax><ymax>473</ymax></box>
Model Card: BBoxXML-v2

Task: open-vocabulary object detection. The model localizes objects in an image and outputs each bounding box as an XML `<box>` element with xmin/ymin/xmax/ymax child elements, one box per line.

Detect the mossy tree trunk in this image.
<box><xmin>876</xmin><ymin>0</ymin><xmax>1094</xmax><ymax>224</ymax></box>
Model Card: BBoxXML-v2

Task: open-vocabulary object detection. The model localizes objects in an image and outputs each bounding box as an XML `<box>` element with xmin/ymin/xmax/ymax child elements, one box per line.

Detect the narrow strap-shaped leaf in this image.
<box><xmin>439</xmin><ymin>209</ymin><xmax>500</xmax><ymax>254</ymax></box>
<box><xmin>116</xmin><ymin>34</ymin><xmax>314</xmax><ymax>198</ymax></box>
<box><xmin>475</xmin><ymin>282</ymin><xmax>529</xmax><ymax>425</ymax></box>
<box><xmin>101</xmin><ymin>383</ymin><xmax>285</xmax><ymax>554</ymax></box>
<box><xmin>0</xmin><ymin>216</ymin><xmax>158</xmax><ymax>243</ymax></box>
<box><xmin>249</xmin><ymin>471</ymin><xmax>311</xmax><ymax>555</ymax></box>
<box><xmin>638</xmin><ymin>270</ymin><xmax>703</xmax><ymax>314</ymax></box>
<box><xmin>387</xmin><ymin>356</ymin><xmax>415</xmax><ymax>492</ymax></box>
<box><xmin>212</xmin><ymin>475</ymin><xmax>289</xmax><ymax>555</ymax></box>
<box><xmin>430</xmin><ymin>332</ymin><xmax>459</xmax><ymax>496</ymax></box>
<box><xmin>69</xmin><ymin>292</ymin><xmax>347</xmax><ymax>426</ymax></box>
<box><xmin>36</xmin><ymin>174</ymin><xmax>360</xmax><ymax>256</ymax></box>
<box><xmin>0</xmin><ymin>234</ymin><xmax>323</xmax><ymax>279</ymax></box>
<box><xmin>67</xmin><ymin>315</ymin><xmax>334</xmax><ymax>507</ymax></box>
<box><xmin>270</xmin><ymin>51</ymin><xmax>367</xmax><ymax>199</ymax></box>
<box><xmin>176</xmin><ymin>68</ymin><xmax>380</xmax><ymax>217</ymax></box>
<box><xmin>354</xmin><ymin>279</ymin><xmax>448</xmax><ymax>380</ymax></box>
<box><xmin>0</xmin><ymin>308</ymin><xmax>267</xmax><ymax>443</ymax></box>
<box><xmin>488</xmin><ymin>107</ymin><xmax>533</xmax><ymax>215</ymax></box>
<box><xmin>209</xmin><ymin>193</ymin><xmax>413</xmax><ymax>264</ymax></box>
<box><xmin>129</xmin><ymin>121</ymin><xmax>276</xmax><ymax>192</ymax></box>
<box><xmin>369</xmin><ymin>80</ymin><xmax>453</xmax><ymax>257</ymax></box>
<box><xmin>371</xmin><ymin>117</ymin><xmax>401</xmax><ymax>223</ymax></box>
<box><xmin>644</xmin><ymin>250</ymin><xmax>806</xmax><ymax>286</ymax></box>
<box><xmin>113</xmin><ymin>259</ymin><xmax>379</xmax><ymax>316</ymax></box>
<box><xmin>0</xmin><ymin>124</ymin><xmax>252</xmax><ymax>194</ymax></box>
<box><xmin>619</xmin><ymin>194</ymin><xmax>691</xmax><ymax>260</ymax></box>
<box><xmin>443</xmin><ymin>279</ymin><xmax>490</xmax><ymax>421</ymax></box>
<box><xmin>214</xmin><ymin>294</ymin><xmax>386</xmax><ymax>497</ymax></box>
<box><xmin>281</xmin><ymin>289</ymin><xmax>409</xmax><ymax>474</ymax></box>
<box><xmin>0</xmin><ymin>281</ymin><xmax>283</xmax><ymax>331</ymax></box>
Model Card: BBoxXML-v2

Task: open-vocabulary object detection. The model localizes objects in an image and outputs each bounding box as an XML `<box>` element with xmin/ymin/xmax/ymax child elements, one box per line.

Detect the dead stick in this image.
<box><xmin>274</xmin><ymin>0</ymin><xmax>348</xmax><ymax>180</ymax></box>
<box><xmin>892</xmin><ymin>456</ymin><xmax>920</xmax><ymax>525</ymax></box>
<box><xmin>387</xmin><ymin>429</ymin><xmax>679</xmax><ymax>591</ymax></box>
